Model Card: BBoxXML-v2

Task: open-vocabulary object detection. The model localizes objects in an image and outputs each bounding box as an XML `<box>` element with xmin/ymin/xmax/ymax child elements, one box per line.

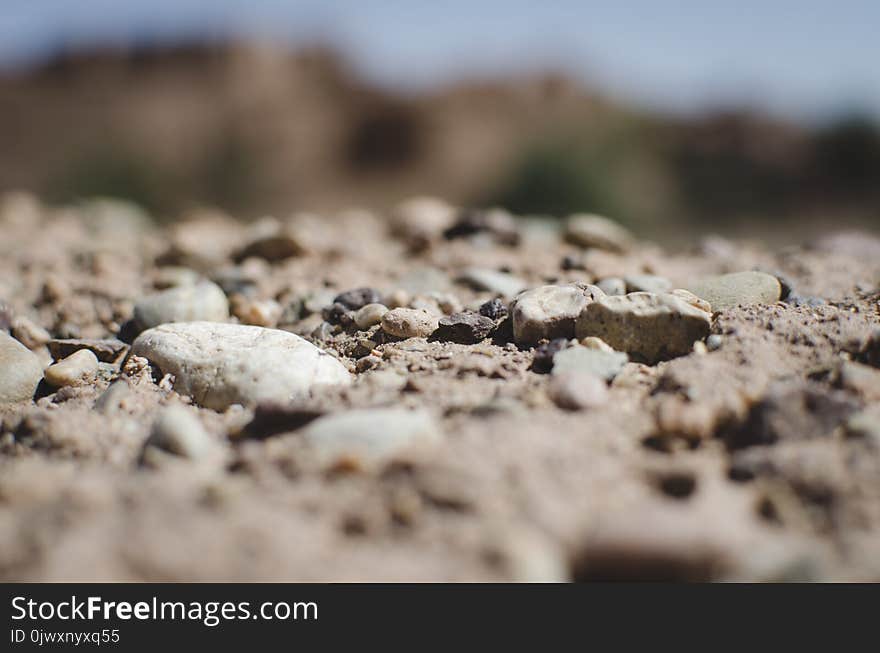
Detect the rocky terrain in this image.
<box><xmin>1</xmin><ymin>192</ymin><xmax>879</xmax><ymax>581</ymax></box>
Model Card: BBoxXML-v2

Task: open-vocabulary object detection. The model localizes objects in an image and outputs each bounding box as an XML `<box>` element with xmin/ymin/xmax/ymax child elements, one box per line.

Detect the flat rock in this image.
<box><xmin>48</xmin><ymin>338</ymin><xmax>128</xmax><ymax>363</ymax></box>
<box><xmin>552</xmin><ymin>345</ymin><xmax>628</xmax><ymax>381</ymax></box>
<box><xmin>564</xmin><ymin>214</ymin><xmax>634</xmax><ymax>253</ymax></box>
<box><xmin>459</xmin><ymin>268</ymin><xmax>527</xmax><ymax>298</ymax></box>
<box><xmin>687</xmin><ymin>271</ymin><xmax>781</xmax><ymax>311</ymax></box>
<box><xmin>133</xmin><ymin>280</ymin><xmax>229</xmax><ymax>332</ymax></box>
<box><xmin>300</xmin><ymin>408</ymin><xmax>441</xmax><ymax>469</ymax></box>
<box><xmin>433</xmin><ymin>312</ymin><xmax>496</xmax><ymax>344</ymax></box>
<box><xmin>0</xmin><ymin>331</ymin><xmax>43</xmax><ymax>404</ymax></box>
<box><xmin>381</xmin><ymin>308</ymin><xmax>439</xmax><ymax>339</ymax></box>
<box><xmin>576</xmin><ymin>292</ymin><xmax>711</xmax><ymax>363</ymax></box>
<box><xmin>131</xmin><ymin>322</ymin><xmax>351</xmax><ymax>410</ymax></box>
<box><xmin>513</xmin><ymin>284</ymin><xmax>605</xmax><ymax>346</ymax></box>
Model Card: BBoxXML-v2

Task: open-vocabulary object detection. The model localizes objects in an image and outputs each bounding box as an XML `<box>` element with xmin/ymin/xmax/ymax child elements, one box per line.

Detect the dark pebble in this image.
<box><xmin>333</xmin><ymin>287</ymin><xmax>383</xmax><ymax>310</ymax></box>
<box><xmin>433</xmin><ymin>312</ymin><xmax>496</xmax><ymax>344</ymax></box>
<box><xmin>479</xmin><ymin>298</ymin><xmax>508</xmax><ymax>321</ymax></box>
<box><xmin>530</xmin><ymin>338</ymin><xmax>569</xmax><ymax>374</ymax></box>
<box><xmin>243</xmin><ymin>403</ymin><xmax>324</xmax><ymax>439</ymax></box>
<box><xmin>322</xmin><ymin>303</ymin><xmax>354</xmax><ymax>327</ymax></box>
<box><xmin>442</xmin><ymin>209</ymin><xmax>520</xmax><ymax>246</ymax></box>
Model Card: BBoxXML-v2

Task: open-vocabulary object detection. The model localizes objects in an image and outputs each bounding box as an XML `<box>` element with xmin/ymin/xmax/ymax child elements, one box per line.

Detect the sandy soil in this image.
<box><xmin>1</xmin><ymin>193</ymin><xmax>879</xmax><ymax>582</ymax></box>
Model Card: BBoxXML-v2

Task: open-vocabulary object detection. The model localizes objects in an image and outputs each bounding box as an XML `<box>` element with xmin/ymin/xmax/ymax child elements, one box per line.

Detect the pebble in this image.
<box><xmin>433</xmin><ymin>312</ymin><xmax>496</xmax><ymax>344</ymax></box>
<box><xmin>668</xmin><ymin>288</ymin><xmax>713</xmax><ymax>314</ymax></box>
<box><xmin>143</xmin><ymin>404</ymin><xmax>215</xmax><ymax>460</ymax></box>
<box><xmin>479</xmin><ymin>298</ymin><xmax>509</xmax><ymax>321</ymax></box>
<box><xmin>334</xmin><ymin>287</ymin><xmax>383</xmax><ymax>310</ymax></box>
<box><xmin>706</xmin><ymin>334</ymin><xmax>723</xmax><ymax>351</ymax></box>
<box><xmin>443</xmin><ymin>208</ymin><xmax>520</xmax><ymax>246</ymax></box>
<box><xmin>459</xmin><ymin>267</ymin><xmax>528</xmax><ymax>298</ymax></box>
<box><xmin>383</xmin><ymin>289</ymin><xmax>411</xmax><ymax>309</ymax></box>
<box><xmin>235</xmin><ymin>218</ymin><xmax>307</xmax><ymax>261</ymax></box>
<box><xmin>580</xmin><ymin>336</ymin><xmax>615</xmax><ymax>352</ymax></box>
<box><xmin>300</xmin><ymin>408</ymin><xmax>441</xmax><ymax>469</ymax></box>
<box><xmin>354</xmin><ymin>303</ymin><xmax>389</xmax><ymax>330</ymax></box>
<box><xmin>625</xmin><ymin>274</ymin><xmax>672</xmax><ymax>294</ymax></box>
<box><xmin>356</xmin><ymin>355</ymin><xmax>383</xmax><ymax>373</ymax></box>
<box><xmin>686</xmin><ymin>271</ymin><xmax>781</xmax><ymax>311</ymax></box>
<box><xmin>597</xmin><ymin>277</ymin><xmax>626</xmax><ymax>296</ymax></box>
<box><xmin>548</xmin><ymin>371</ymin><xmax>609</xmax><ymax>411</ymax></box>
<box><xmin>563</xmin><ymin>214</ymin><xmax>634</xmax><ymax>253</ymax></box>
<box><xmin>531</xmin><ymin>338</ymin><xmax>570</xmax><ymax>374</ymax></box>
<box><xmin>0</xmin><ymin>331</ymin><xmax>43</xmax><ymax>404</ymax></box>
<box><xmin>512</xmin><ymin>284</ymin><xmax>605</xmax><ymax>346</ymax></box>
<box><xmin>133</xmin><ymin>280</ymin><xmax>229</xmax><ymax>332</ymax></box>
<box><xmin>47</xmin><ymin>338</ymin><xmax>128</xmax><ymax>364</ymax></box>
<box><xmin>131</xmin><ymin>322</ymin><xmax>351</xmax><ymax>410</ymax></box>
<box><xmin>232</xmin><ymin>298</ymin><xmax>282</xmax><ymax>327</ymax></box>
<box><xmin>552</xmin><ymin>345</ymin><xmax>629</xmax><ymax>381</ymax></box>
<box><xmin>576</xmin><ymin>292</ymin><xmax>712</xmax><ymax>364</ymax></box>
<box><xmin>381</xmin><ymin>308</ymin><xmax>439</xmax><ymax>339</ymax></box>
<box><xmin>11</xmin><ymin>316</ymin><xmax>51</xmax><ymax>350</ymax></box>
<box><xmin>44</xmin><ymin>349</ymin><xmax>99</xmax><ymax>387</ymax></box>
<box><xmin>391</xmin><ymin>197</ymin><xmax>457</xmax><ymax>250</ymax></box>
<box><xmin>322</xmin><ymin>303</ymin><xmax>354</xmax><ymax>327</ymax></box>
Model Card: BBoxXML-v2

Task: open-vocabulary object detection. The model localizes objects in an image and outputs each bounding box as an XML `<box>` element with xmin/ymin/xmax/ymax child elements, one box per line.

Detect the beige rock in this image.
<box><xmin>564</xmin><ymin>213</ymin><xmax>634</xmax><ymax>252</ymax></box>
<box><xmin>381</xmin><ymin>308</ymin><xmax>439</xmax><ymax>339</ymax></box>
<box><xmin>512</xmin><ymin>284</ymin><xmax>605</xmax><ymax>346</ymax></box>
<box><xmin>134</xmin><ymin>280</ymin><xmax>229</xmax><ymax>332</ymax></box>
<box><xmin>548</xmin><ymin>371</ymin><xmax>609</xmax><ymax>410</ymax></box>
<box><xmin>687</xmin><ymin>271</ymin><xmax>781</xmax><ymax>311</ymax></box>
<box><xmin>0</xmin><ymin>332</ymin><xmax>43</xmax><ymax>404</ymax></box>
<box><xmin>355</xmin><ymin>303</ymin><xmax>389</xmax><ymax>330</ymax></box>
<box><xmin>576</xmin><ymin>292</ymin><xmax>711</xmax><ymax>363</ymax></box>
<box><xmin>44</xmin><ymin>349</ymin><xmax>99</xmax><ymax>387</ymax></box>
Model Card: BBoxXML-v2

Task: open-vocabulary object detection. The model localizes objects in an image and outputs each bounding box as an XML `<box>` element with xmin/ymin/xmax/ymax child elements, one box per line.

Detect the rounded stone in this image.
<box><xmin>576</xmin><ymin>292</ymin><xmax>711</xmax><ymax>364</ymax></box>
<box><xmin>355</xmin><ymin>303</ymin><xmax>389</xmax><ymax>330</ymax></box>
<box><xmin>564</xmin><ymin>214</ymin><xmax>634</xmax><ymax>253</ymax></box>
<box><xmin>548</xmin><ymin>372</ymin><xmax>609</xmax><ymax>411</ymax></box>
<box><xmin>131</xmin><ymin>322</ymin><xmax>351</xmax><ymax>410</ymax></box>
<box><xmin>0</xmin><ymin>331</ymin><xmax>43</xmax><ymax>404</ymax></box>
<box><xmin>133</xmin><ymin>280</ymin><xmax>229</xmax><ymax>332</ymax></box>
<box><xmin>686</xmin><ymin>271</ymin><xmax>782</xmax><ymax>312</ymax></box>
<box><xmin>512</xmin><ymin>284</ymin><xmax>605</xmax><ymax>346</ymax></box>
<box><xmin>44</xmin><ymin>349</ymin><xmax>99</xmax><ymax>387</ymax></box>
<box><xmin>381</xmin><ymin>308</ymin><xmax>439</xmax><ymax>339</ymax></box>
<box><xmin>144</xmin><ymin>405</ymin><xmax>214</xmax><ymax>459</ymax></box>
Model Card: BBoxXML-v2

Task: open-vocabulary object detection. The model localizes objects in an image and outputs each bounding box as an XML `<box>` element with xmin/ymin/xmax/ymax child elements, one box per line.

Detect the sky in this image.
<box><xmin>1</xmin><ymin>1</ymin><xmax>878</xmax><ymax>122</ymax></box>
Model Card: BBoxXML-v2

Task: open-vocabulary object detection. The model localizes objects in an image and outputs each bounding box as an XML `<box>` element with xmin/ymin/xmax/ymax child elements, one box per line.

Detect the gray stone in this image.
<box><xmin>434</xmin><ymin>312</ymin><xmax>496</xmax><ymax>344</ymax></box>
<box><xmin>512</xmin><ymin>284</ymin><xmax>605</xmax><ymax>346</ymax></box>
<box><xmin>0</xmin><ymin>331</ymin><xmax>43</xmax><ymax>404</ymax></box>
<box><xmin>706</xmin><ymin>334</ymin><xmax>723</xmax><ymax>351</ymax></box>
<box><xmin>563</xmin><ymin>214</ymin><xmax>634</xmax><ymax>253</ymax></box>
<box><xmin>552</xmin><ymin>345</ymin><xmax>628</xmax><ymax>381</ymax></box>
<box><xmin>144</xmin><ymin>404</ymin><xmax>215</xmax><ymax>459</ymax></box>
<box><xmin>625</xmin><ymin>274</ymin><xmax>672</xmax><ymax>294</ymax></box>
<box><xmin>381</xmin><ymin>308</ymin><xmax>439</xmax><ymax>339</ymax></box>
<box><xmin>687</xmin><ymin>271</ymin><xmax>781</xmax><ymax>311</ymax></box>
<box><xmin>44</xmin><ymin>349</ymin><xmax>99</xmax><ymax>387</ymax></box>
<box><xmin>131</xmin><ymin>322</ymin><xmax>351</xmax><ymax>410</ymax></box>
<box><xmin>459</xmin><ymin>267</ymin><xmax>528</xmax><ymax>298</ymax></box>
<box><xmin>576</xmin><ymin>292</ymin><xmax>712</xmax><ymax>364</ymax></box>
<box><xmin>596</xmin><ymin>277</ymin><xmax>626</xmax><ymax>296</ymax></box>
<box><xmin>354</xmin><ymin>303</ymin><xmax>389</xmax><ymax>330</ymax></box>
<box><xmin>548</xmin><ymin>372</ymin><xmax>609</xmax><ymax>411</ymax></box>
<box><xmin>300</xmin><ymin>408</ymin><xmax>441</xmax><ymax>468</ymax></box>
<box><xmin>133</xmin><ymin>280</ymin><xmax>229</xmax><ymax>332</ymax></box>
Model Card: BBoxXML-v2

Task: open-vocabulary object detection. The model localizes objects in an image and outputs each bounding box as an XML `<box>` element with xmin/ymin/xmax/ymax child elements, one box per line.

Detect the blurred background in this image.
<box><xmin>0</xmin><ymin>1</ymin><xmax>878</xmax><ymax>239</ymax></box>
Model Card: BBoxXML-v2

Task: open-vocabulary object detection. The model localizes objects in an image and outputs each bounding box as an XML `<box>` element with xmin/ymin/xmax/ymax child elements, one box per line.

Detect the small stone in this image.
<box><xmin>354</xmin><ymin>303</ymin><xmax>389</xmax><ymax>330</ymax></box>
<box><xmin>686</xmin><ymin>271</ymin><xmax>782</xmax><ymax>311</ymax></box>
<box><xmin>133</xmin><ymin>280</ymin><xmax>229</xmax><ymax>332</ymax></box>
<box><xmin>11</xmin><ymin>316</ymin><xmax>51</xmax><ymax>350</ymax></box>
<box><xmin>334</xmin><ymin>287</ymin><xmax>383</xmax><ymax>310</ymax></box>
<box><xmin>232</xmin><ymin>298</ymin><xmax>282</xmax><ymax>327</ymax></box>
<box><xmin>625</xmin><ymin>274</ymin><xmax>672</xmax><ymax>294</ymax></box>
<box><xmin>597</xmin><ymin>277</ymin><xmax>626</xmax><ymax>296</ymax></box>
<box><xmin>706</xmin><ymin>335</ymin><xmax>723</xmax><ymax>351</ymax></box>
<box><xmin>383</xmin><ymin>289</ymin><xmax>411</xmax><ymax>309</ymax></box>
<box><xmin>322</xmin><ymin>303</ymin><xmax>354</xmax><ymax>327</ymax></box>
<box><xmin>564</xmin><ymin>214</ymin><xmax>634</xmax><ymax>252</ymax></box>
<box><xmin>433</xmin><ymin>312</ymin><xmax>496</xmax><ymax>344</ymax></box>
<box><xmin>443</xmin><ymin>208</ymin><xmax>520</xmax><ymax>245</ymax></box>
<box><xmin>131</xmin><ymin>322</ymin><xmax>351</xmax><ymax>410</ymax></box>
<box><xmin>576</xmin><ymin>292</ymin><xmax>712</xmax><ymax>364</ymax></box>
<box><xmin>668</xmin><ymin>288</ymin><xmax>712</xmax><ymax>314</ymax></box>
<box><xmin>580</xmin><ymin>336</ymin><xmax>615</xmax><ymax>352</ymax></box>
<box><xmin>531</xmin><ymin>338</ymin><xmax>570</xmax><ymax>374</ymax></box>
<box><xmin>356</xmin><ymin>355</ymin><xmax>383</xmax><ymax>373</ymax></box>
<box><xmin>0</xmin><ymin>331</ymin><xmax>43</xmax><ymax>404</ymax></box>
<box><xmin>300</xmin><ymin>408</ymin><xmax>441</xmax><ymax>469</ymax></box>
<box><xmin>512</xmin><ymin>284</ymin><xmax>605</xmax><ymax>346</ymax></box>
<box><xmin>143</xmin><ymin>405</ymin><xmax>214</xmax><ymax>460</ymax></box>
<box><xmin>693</xmin><ymin>341</ymin><xmax>708</xmax><ymax>355</ymax></box>
<box><xmin>235</xmin><ymin>218</ymin><xmax>307</xmax><ymax>261</ymax></box>
<box><xmin>381</xmin><ymin>308</ymin><xmax>439</xmax><ymax>339</ymax></box>
<box><xmin>479</xmin><ymin>298</ymin><xmax>509</xmax><ymax>321</ymax></box>
<box><xmin>390</xmin><ymin>197</ymin><xmax>458</xmax><ymax>250</ymax></box>
<box><xmin>548</xmin><ymin>372</ymin><xmax>609</xmax><ymax>411</ymax></box>
<box><xmin>47</xmin><ymin>338</ymin><xmax>128</xmax><ymax>364</ymax></box>
<box><xmin>459</xmin><ymin>268</ymin><xmax>528</xmax><ymax>298</ymax></box>
<box><xmin>44</xmin><ymin>349</ymin><xmax>99</xmax><ymax>388</ymax></box>
<box><xmin>552</xmin><ymin>345</ymin><xmax>628</xmax><ymax>381</ymax></box>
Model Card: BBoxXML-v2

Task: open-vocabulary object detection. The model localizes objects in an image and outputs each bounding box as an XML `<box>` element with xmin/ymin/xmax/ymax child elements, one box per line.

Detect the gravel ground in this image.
<box><xmin>1</xmin><ymin>193</ymin><xmax>879</xmax><ymax>582</ymax></box>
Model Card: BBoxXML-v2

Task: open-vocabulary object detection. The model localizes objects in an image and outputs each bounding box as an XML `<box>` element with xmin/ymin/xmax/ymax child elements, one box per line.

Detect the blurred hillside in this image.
<box><xmin>0</xmin><ymin>41</ymin><xmax>877</xmax><ymax>236</ymax></box>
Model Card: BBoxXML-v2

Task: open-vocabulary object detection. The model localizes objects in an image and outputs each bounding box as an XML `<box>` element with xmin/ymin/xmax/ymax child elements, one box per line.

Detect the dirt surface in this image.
<box><xmin>1</xmin><ymin>193</ymin><xmax>880</xmax><ymax>582</ymax></box>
